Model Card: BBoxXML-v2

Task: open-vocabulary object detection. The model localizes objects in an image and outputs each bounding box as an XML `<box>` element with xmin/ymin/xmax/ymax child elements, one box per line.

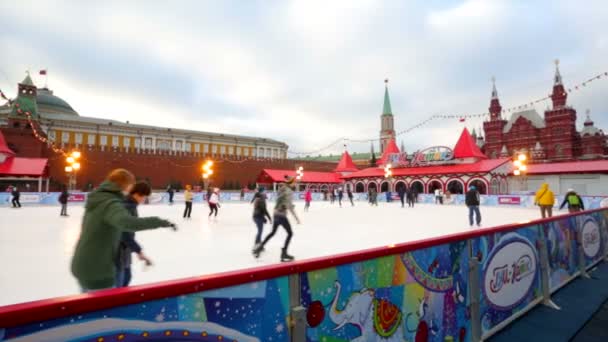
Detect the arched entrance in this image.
<box><xmin>308</xmin><ymin>185</ymin><xmax>319</xmax><ymax>192</ymax></box>
<box><xmin>410</xmin><ymin>180</ymin><xmax>424</xmax><ymax>194</ymax></box>
<box><xmin>355</xmin><ymin>182</ymin><xmax>365</xmax><ymax>193</ymax></box>
<box><xmin>395</xmin><ymin>181</ymin><xmax>407</xmax><ymax>193</ymax></box>
<box><xmin>468</xmin><ymin>178</ymin><xmax>488</xmax><ymax>194</ymax></box>
<box><xmin>427</xmin><ymin>179</ymin><xmax>443</xmax><ymax>194</ymax></box>
<box><xmin>380</xmin><ymin>181</ymin><xmax>390</xmax><ymax>193</ymax></box>
<box><xmin>367</xmin><ymin>182</ymin><xmax>378</xmax><ymax>192</ymax></box>
<box><xmin>500</xmin><ymin>178</ymin><xmax>508</xmax><ymax>194</ymax></box>
<box><xmin>446</xmin><ymin>179</ymin><xmax>464</xmax><ymax>194</ymax></box>
<box><xmin>320</xmin><ymin>184</ymin><xmax>329</xmax><ymax>192</ymax></box>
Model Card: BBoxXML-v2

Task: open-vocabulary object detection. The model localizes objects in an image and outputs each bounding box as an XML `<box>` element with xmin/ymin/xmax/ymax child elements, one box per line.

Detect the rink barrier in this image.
<box><xmin>2</xmin><ymin>191</ymin><xmax>608</xmax><ymax>210</ymax></box>
<box><xmin>0</xmin><ymin>209</ymin><xmax>607</xmax><ymax>341</ymax></box>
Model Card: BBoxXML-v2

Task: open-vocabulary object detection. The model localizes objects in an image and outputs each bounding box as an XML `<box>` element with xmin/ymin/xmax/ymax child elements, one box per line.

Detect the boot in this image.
<box><xmin>253</xmin><ymin>244</ymin><xmax>265</xmax><ymax>258</ymax></box>
<box><xmin>281</xmin><ymin>248</ymin><xmax>295</xmax><ymax>262</ymax></box>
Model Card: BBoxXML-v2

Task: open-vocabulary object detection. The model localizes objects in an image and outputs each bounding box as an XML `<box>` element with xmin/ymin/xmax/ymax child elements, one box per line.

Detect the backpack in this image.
<box><xmin>567</xmin><ymin>194</ymin><xmax>580</xmax><ymax>206</ymax></box>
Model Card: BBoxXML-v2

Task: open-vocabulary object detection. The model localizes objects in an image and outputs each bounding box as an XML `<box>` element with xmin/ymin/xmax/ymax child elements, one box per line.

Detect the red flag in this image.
<box><xmin>39</xmin><ymin>69</ymin><xmax>47</xmax><ymax>75</ymax></box>
<box><xmin>459</xmin><ymin>117</ymin><xmax>466</xmax><ymax>122</ymax></box>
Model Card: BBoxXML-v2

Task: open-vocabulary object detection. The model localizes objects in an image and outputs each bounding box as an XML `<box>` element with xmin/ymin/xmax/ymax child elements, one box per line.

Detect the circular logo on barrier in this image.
<box><xmin>483</xmin><ymin>234</ymin><xmax>538</xmax><ymax>310</ymax></box>
<box><xmin>581</xmin><ymin>217</ymin><xmax>601</xmax><ymax>259</ymax></box>
<box><xmin>600</xmin><ymin>198</ymin><xmax>608</xmax><ymax>208</ymax></box>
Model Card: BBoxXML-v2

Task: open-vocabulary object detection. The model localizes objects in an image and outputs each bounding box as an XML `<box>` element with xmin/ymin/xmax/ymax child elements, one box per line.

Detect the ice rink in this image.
<box><xmin>0</xmin><ymin>201</ymin><xmax>546</xmax><ymax>307</ymax></box>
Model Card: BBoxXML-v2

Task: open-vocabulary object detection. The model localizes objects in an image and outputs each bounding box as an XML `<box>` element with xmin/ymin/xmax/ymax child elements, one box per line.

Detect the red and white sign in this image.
<box><xmin>68</xmin><ymin>194</ymin><xmax>86</xmax><ymax>202</ymax></box>
<box><xmin>498</xmin><ymin>196</ymin><xmax>521</xmax><ymax>205</ymax></box>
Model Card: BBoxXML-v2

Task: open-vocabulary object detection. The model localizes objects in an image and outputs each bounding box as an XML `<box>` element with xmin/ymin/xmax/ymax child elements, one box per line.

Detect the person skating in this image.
<box><xmin>11</xmin><ymin>186</ymin><xmax>21</xmax><ymax>208</ymax></box>
<box><xmin>116</xmin><ymin>181</ymin><xmax>155</xmax><ymax>287</ymax></box>
<box><xmin>253</xmin><ymin>179</ymin><xmax>301</xmax><ymax>262</ymax></box>
<box><xmin>534</xmin><ymin>183</ymin><xmax>555</xmax><ymax>218</ymax></box>
<box><xmin>370</xmin><ymin>188</ymin><xmax>378</xmax><ymax>206</ymax></box>
<box><xmin>406</xmin><ymin>187</ymin><xmax>415</xmax><ymax>208</ymax></box>
<box><xmin>330</xmin><ymin>188</ymin><xmax>336</xmax><ymax>204</ymax></box>
<box><xmin>465</xmin><ymin>185</ymin><xmax>481</xmax><ymax>227</ymax></box>
<box><xmin>252</xmin><ymin>187</ymin><xmax>272</xmax><ymax>252</ymax></box>
<box><xmin>59</xmin><ymin>186</ymin><xmax>69</xmax><ymax>216</ymax></box>
<box><xmin>208</xmin><ymin>188</ymin><xmax>220</xmax><ymax>218</ymax></box>
<box><xmin>559</xmin><ymin>189</ymin><xmax>584</xmax><ymax>213</ymax></box>
<box><xmin>304</xmin><ymin>189</ymin><xmax>312</xmax><ymax>211</ymax></box>
<box><xmin>368</xmin><ymin>188</ymin><xmax>373</xmax><ymax>204</ymax></box>
<box><xmin>338</xmin><ymin>187</ymin><xmax>344</xmax><ymax>207</ymax></box>
<box><xmin>347</xmin><ymin>187</ymin><xmax>354</xmax><ymax>206</ymax></box>
<box><xmin>385</xmin><ymin>190</ymin><xmax>392</xmax><ymax>203</ymax></box>
<box><xmin>398</xmin><ymin>186</ymin><xmax>406</xmax><ymax>208</ymax></box>
<box><xmin>71</xmin><ymin>169</ymin><xmax>176</xmax><ymax>292</ymax></box>
<box><xmin>166</xmin><ymin>185</ymin><xmax>174</xmax><ymax>205</ymax></box>
<box><xmin>183</xmin><ymin>185</ymin><xmax>193</xmax><ymax>219</ymax></box>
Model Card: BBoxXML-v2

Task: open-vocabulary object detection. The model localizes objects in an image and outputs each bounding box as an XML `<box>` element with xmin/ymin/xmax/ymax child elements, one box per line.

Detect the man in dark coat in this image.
<box><xmin>465</xmin><ymin>185</ymin><xmax>481</xmax><ymax>227</ymax></box>
<box><xmin>559</xmin><ymin>189</ymin><xmax>585</xmax><ymax>213</ymax></box>
<box><xmin>11</xmin><ymin>186</ymin><xmax>21</xmax><ymax>208</ymax></box>
<box><xmin>59</xmin><ymin>186</ymin><xmax>69</xmax><ymax>216</ymax></box>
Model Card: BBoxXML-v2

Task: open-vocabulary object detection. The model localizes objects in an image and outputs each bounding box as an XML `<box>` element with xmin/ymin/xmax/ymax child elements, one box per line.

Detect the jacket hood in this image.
<box><xmin>540</xmin><ymin>183</ymin><xmax>549</xmax><ymax>190</ymax></box>
<box><xmin>86</xmin><ymin>181</ymin><xmax>125</xmax><ymax>210</ymax></box>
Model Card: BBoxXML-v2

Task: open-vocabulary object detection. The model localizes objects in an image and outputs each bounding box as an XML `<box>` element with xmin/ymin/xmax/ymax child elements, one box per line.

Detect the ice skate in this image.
<box><xmin>253</xmin><ymin>244</ymin><xmax>265</xmax><ymax>258</ymax></box>
<box><xmin>280</xmin><ymin>248</ymin><xmax>294</xmax><ymax>262</ymax></box>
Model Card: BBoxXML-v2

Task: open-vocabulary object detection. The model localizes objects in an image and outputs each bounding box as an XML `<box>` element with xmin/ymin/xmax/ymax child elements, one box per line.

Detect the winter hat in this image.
<box><xmin>567</xmin><ymin>188</ymin><xmax>574</xmax><ymax>192</ymax></box>
<box><xmin>470</xmin><ymin>185</ymin><xmax>477</xmax><ymax>190</ymax></box>
<box><xmin>258</xmin><ymin>186</ymin><xmax>265</xmax><ymax>192</ymax></box>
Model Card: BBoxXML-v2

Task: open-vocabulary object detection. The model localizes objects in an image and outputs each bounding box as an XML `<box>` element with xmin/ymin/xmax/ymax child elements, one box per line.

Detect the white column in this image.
<box><xmin>45</xmin><ymin>178</ymin><xmax>50</xmax><ymax>193</ymax></box>
<box><xmin>38</xmin><ymin>177</ymin><xmax>42</xmax><ymax>193</ymax></box>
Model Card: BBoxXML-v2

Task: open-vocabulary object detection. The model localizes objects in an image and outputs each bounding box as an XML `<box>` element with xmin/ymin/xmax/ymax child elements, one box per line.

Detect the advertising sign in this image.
<box><xmin>19</xmin><ymin>194</ymin><xmax>41</xmax><ymax>204</ymax></box>
<box><xmin>580</xmin><ymin>216</ymin><xmax>601</xmax><ymax>261</ymax></box>
<box><xmin>68</xmin><ymin>193</ymin><xmax>86</xmax><ymax>202</ymax></box>
<box><xmin>498</xmin><ymin>196</ymin><xmax>521</xmax><ymax>205</ymax></box>
<box><xmin>411</xmin><ymin>146</ymin><xmax>454</xmax><ymax>166</ymax></box>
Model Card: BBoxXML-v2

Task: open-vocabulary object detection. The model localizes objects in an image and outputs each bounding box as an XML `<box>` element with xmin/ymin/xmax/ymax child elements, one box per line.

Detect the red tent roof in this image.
<box><xmin>453</xmin><ymin>128</ymin><xmax>487</xmax><ymax>159</ymax></box>
<box><xmin>378</xmin><ymin>138</ymin><xmax>401</xmax><ymax>165</ymax></box>
<box><xmin>334</xmin><ymin>151</ymin><xmax>359</xmax><ymax>172</ymax></box>
<box><xmin>0</xmin><ymin>129</ymin><xmax>15</xmax><ymax>156</ymax></box>
<box><xmin>0</xmin><ymin>157</ymin><xmax>48</xmax><ymax>177</ymax></box>
<box><xmin>257</xmin><ymin>169</ymin><xmax>342</xmax><ymax>184</ymax></box>
<box><xmin>525</xmin><ymin>160</ymin><xmax>608</xmax><ymax>175</ymax></box>
<box><xmin>343</xmin><ymin>158</ymin><xmax>510</xmax><ymax>179</ymax></box>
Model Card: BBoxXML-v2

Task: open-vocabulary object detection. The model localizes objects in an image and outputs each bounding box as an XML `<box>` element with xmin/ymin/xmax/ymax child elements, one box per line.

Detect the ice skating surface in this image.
<box><xmin>1</xmin><ymin>201</ymin><xmax>544</xmax><ymax>307</ymax></box>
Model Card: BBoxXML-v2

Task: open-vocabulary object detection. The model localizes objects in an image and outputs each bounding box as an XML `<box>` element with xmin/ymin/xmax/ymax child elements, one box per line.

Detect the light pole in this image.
<box><xmin>296</xmin><ymin>166</ymin><xmax>304</xmax><ymax>192</ymax></box>
<box><xmin>65</xmin><ymin>151</ymin><xmax>81</xmax><ymax>191</ymax></box>
<box><xmin>201</xmin><ymin>160</ymin><xmax>214</xmax><ymax>191</ymax></box>
<box><xmin>513</xmin><ymin>153</ymin><xmax>528</xmax><ymax>192</ymax></box>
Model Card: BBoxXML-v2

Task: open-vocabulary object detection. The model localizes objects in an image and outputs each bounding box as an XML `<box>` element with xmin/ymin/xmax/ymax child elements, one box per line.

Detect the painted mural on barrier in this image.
<box><xmin>472</xmin><ymin>227</ymin><xmax>541</xmax><ymax>336</ymax></box>
<box><xmin>300</xmin><ymin>242</ymin><xmax>471</xmax><ymax>342</ymax></box>
<box><xmin>543</xmin><ymin>217</ymin><xmax>579</xmax><ymax>292</ymax></box>
<box><xmin>0</xmin><ymin>278</ymin><xmax>290</xmax><ymax>342</ymax></box>
<box><xmin>576</xmin><ymin>214</ymin><xmax>605</xmax><ymax>269</ymax></box>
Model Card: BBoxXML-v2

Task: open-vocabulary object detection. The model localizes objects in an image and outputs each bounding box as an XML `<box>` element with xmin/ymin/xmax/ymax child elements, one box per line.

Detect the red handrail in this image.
<box><xmin>0</xmin><ymin>207</ymin><xmax>605</xmax><ymax>328</ymax></box>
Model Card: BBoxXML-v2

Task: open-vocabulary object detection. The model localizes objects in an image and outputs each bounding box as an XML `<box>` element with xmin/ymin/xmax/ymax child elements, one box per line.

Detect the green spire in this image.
<box><xmin>21</xmin><ymin>72</ymin><xmax>34</xmax><ymax>86</ymax></box>
<box><xmin>382</xmin><ymin>79</ymin><xmax>393</xmax><ymax>116</ymax></box>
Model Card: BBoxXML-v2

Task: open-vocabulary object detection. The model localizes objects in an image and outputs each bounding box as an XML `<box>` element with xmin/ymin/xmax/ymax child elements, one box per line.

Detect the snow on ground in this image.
<box><xmin>0</xmin><ymin>201</ymin><xmax>546</xmax><ymax>306</ymax></box>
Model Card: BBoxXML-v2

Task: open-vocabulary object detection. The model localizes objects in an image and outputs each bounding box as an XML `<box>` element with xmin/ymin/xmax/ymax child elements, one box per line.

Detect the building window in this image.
<box><xmin>48</xmin><ymin>130</ymin><xmax>56</xmax><ymax>141</ymax></box>
<box><xmin>100</xmin><ymin>135</ymin><xmax>107</xmax><ymax>146</ymax></box>
<box><xmin>62</xmin><ymin>132</ymin><xmax>70</xmax><ymax>143</ymax></box>
<box><xmin>243</xmin><ymin>148</ymin><xmax>249</xmax><ymax>156</ymax></box>
<box><xmin>266</xmin><ymin>148</ymin><xmax>271</xmax><ymax>158</ymax></box>
<box><xmin>203</xmin><ymin>144</ymin><xmax>209</xmax><ymax>153</ymax></box>
<box><xmin>175</xmin><ymin>140</ymin><xmax>183</xmax><ymax>151</ymax></box>
<box><xmin>123</xmin><ymin>137</ymin><xmax>130</xmax><ymax>147</ymax></box>
<box><xmin>134</xmin><ymin>138</ymin><xmax>141</xmax><ymax>148</ymax></box>
<box><xmin>555</xmin><ymin>144</ymin><xmax>563</xmax><ymax>157</ymax></box>
<box><xmin>74</xmin><ymin>133</ymin><xmax>82</xmax><ymax>144</ymax></box>
<box><xmin>185</xmin><ymin>143</ymin><xmax>191</xmax><ymax>151</ymax></box>
<box><xmin>158</xmin><ymin>140</ymin><xmax>171</xmax><ymax>150</ymax></box>
<box><xmin>220</xmin><ymin>146</ymin><xmax>226</xmax><ymax>154</ymax></box>
<box><xmin>228</xmin><ymin>146</ymin><xmax>234</xmax><ymax>155</ymax></box>
<box><xmin>88</xmin><ymin>134</ymin><xmax>96</xmax><ymax>145</ymax></box>
<box><xmin>145</xmin><ymin>137</ymin><xmax>153</xmax><ymax>148</ymax></box>
<box><xmin>236</xmin><ymin>147</ymin><xmax>241</xmax><ymax>156</ymax></box>
<box><xmin>112</xmin><ymin>136</ymin><xmax>119</xmax><ymax>147</ymax></box>
<box><xmin>194</xmin><ymin>144</ymin><xmax>200</xmax><ymax>152</ymax></box>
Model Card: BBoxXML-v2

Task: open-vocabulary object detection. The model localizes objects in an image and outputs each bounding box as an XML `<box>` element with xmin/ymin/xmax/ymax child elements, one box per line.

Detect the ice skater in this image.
<box><xmin>465</xmin><ymin>185</ymin><xmax>481</xmax><ymax>227</ymax></box>
<box><xmin>252</xmin><ymin>187</ymin><xmax>272</xmax><ymax>251</ymax></box>
<box><xmin>398</xmin><ymin>186</ymin><xmax>406</xmax><ymax>208</ymax></box>
<box><xmin>11</xmin><ymin>186</ymin><xmax>21</xmax><ymax>208</ymax></box>
<box><xmin>347</xmin><ymin>187</ymin><xmax>354</xmax><ymax>206</ymax></box>
<box><xmin>330</xmin><ymin>188</ymin><xmax>336</xmax><ymax>204</ymax></box>
<box><xmin>338</xmin><ymin>187</ymin><xmax>344</xmax><ymax>207</ymax></box>
<box><xmin>304</xmin><ymin>189</ymin><xmax>312</xmax><ymax>211</ymax></box>
<box><xmin>253</xmin><ymin>178</ymin><xmax>301</xmax><ymax>262</ymax></box>
<box><xmin>534</xmin><ymin>183</ymin><xmax>555</xmax><ymax>218</ymax></box>
<box><xmin>71</xmin><ymin>169</ymin><xmax>176</xmax><ymax>292</ymax></box>
<box><xmin>183</xmin><ymin>185</ymin><xmax>193</xmax><ymax>219</ymax></box>
<box><xmin>370</xmin><ymin>188</ymin><xmax>378</xmax><ymax>206</ymax></box>
<box><xmin>166</xmin><ymin>185</ymin><xmax>174</xmax><ymax>205</ymax></box>
<box><xmin>116</xmin><ymin>181</ymin><xmax>155</xmax><ymax>287</ymax></box>
<box><xmin>59</xmin><ymin>186</ymin><xmax>69</xmax><ymax>216</ymax></box>
<box><xmin>406</xmin><ymin>187</ymin><xmax>415</xmax><ymax>208</ymax></box>
<box><xmin>208</xmin><ymin>188</ymin><xmax>220</xmax><ymax>218</ymax></box>
<box><xmin>559</xmin><ymin>189</ymin><xmax>584</xmax><ymax>213</ymax></box>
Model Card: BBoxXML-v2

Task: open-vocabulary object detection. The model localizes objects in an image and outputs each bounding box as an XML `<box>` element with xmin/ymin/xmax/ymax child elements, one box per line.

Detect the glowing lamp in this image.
<box><xmin>72</xmin><ymin>162</ymin><xmax>81</xmax><ymax>170</ymax></box>
<box><xmin>72</xmin><ymin>151</ymin><xmax>81</xmax><ymax>159</ymax></box>
<box><xmin>518</xmin><ymin>154</ymin><xmax>526</xmax><ymax>162</ymax></box>
<box><xmin>66</xmin><ymin>156</ymin><xmax>75</xmax><ymax>164</ymax></box>
<box><xmin>203</xmin><ymin>174</ymin><xmax>209</xmax><ymax>179</ymax></box>
<box><xmin>519</xmin><ymin>165</ymin><xmax>527</xmax><ymax>171</ymax></box>
<box><xmin>206</xmin><ymin>161</ymin><xmax>213</xmax><ymax>167</ymax></box>
<box><xmin>514</xmin><ymin>160</ymin><xmax>521</xmax><ymax>167</ymax></box>
<box><xmin>65</xmin><ymin>166</ymin><xmax>73</xmax><ymax>172</ymax></box>
<box><xmin>298</xmin><ymin>166</ymin><xmax>303</xmax><ymax>171</ymax></box>
<box><xmin>207</xmin><ymin>170</ymin><xmax>213</xmax><ymax>175</ymax></box>
<box><xmin>514</xmin><ymin>169</ymin><xmax>521</xmax><ymax>176</ymax></box>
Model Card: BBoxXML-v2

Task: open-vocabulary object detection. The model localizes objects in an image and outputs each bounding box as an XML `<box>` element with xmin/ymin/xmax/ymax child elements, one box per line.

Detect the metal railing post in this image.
<box><xmin>575</xmin><ymin>216</ymin><xmax>591</xmax><ymax>278</ymax></box>
<box><xmin>288</xmin><ymin>273</ymin><xmax>306</xmax><ymax>342</ymax></box>
<box><xmin>538</xmin><ymin>224</ymin><xmax>560</xmax><ymax>310</ymax></box>
<box><xmin>467</xmin><ymin>239</ymin><xmax>482</xmax><ymax>342</ymax></box>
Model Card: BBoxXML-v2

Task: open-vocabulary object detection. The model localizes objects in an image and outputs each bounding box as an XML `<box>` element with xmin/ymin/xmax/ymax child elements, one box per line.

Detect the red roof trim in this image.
<box><xmin>334</xmin><ymin>151</ymin><xmax>359</xmax><ymax>172</ymax></box>
<box><xmin>0</xmin><ymin>157</ymin><xmax>48</xmax><ymax>177</ymax></box>
<box><xmin>0</xmin><ymin>207</ymin><xmax>604</xmax><ymax>328</ymax></box>
<box><xmin>453</xmin><ymin>128</ymin><xmax>487</xmax><ymax>159</ymax></box>
<box><xmin>378</xmin><ymin>138</ymin><xmax>400</xmax><ymax>165</ymax></box>
<box><xmin>525</xmin><ymin>160</ymin><xmax>608</xmax><ymax>175</ymax></box>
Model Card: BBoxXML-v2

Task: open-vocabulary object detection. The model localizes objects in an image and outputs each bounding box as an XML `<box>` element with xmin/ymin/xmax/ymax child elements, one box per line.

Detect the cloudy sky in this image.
<box><xmin>1</xmin><ymin>0</ymin><xmax>606</xmax><ymax>156</ymax></box>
